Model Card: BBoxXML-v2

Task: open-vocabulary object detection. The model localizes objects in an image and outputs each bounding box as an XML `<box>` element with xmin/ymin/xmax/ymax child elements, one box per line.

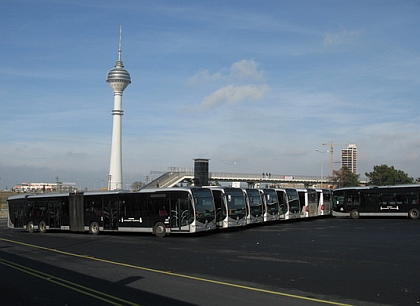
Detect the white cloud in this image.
<box><xmin>188</xmin><ymin>59</ymin><xmax>266</xmax><ymax>85</ymax></box>
<box><xmin>323</xmin><ymin>29</ymin><xmax>363</xmax><ymax>48</ymax></box>
<box><xmin>230</xmin><ymin>59</ymin><xmax>266</xmax><ymax>82</ymax></box>
<box><xmin>188</xmin><ymin>59</ymin><xmax>270</xmax><ymax>110</ymax></box>
<box><xmin>200</xmin><ymin>84</ymin><xmax>270</xmax><ymax>108</ymax></box>
<box><xmin>187</xmin><ymin>69</ymin><xmax>225</xmax><ymax>85</ymax></box>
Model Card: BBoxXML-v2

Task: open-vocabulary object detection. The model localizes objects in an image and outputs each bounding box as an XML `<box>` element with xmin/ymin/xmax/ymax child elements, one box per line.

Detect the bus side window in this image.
<box><xmin>409</xmin><ymin>195</ymin><xmax>419</xmax><ymax>205</ymax></box>
<box><xmin>395</xmin><ymin>194</ymin><xmax>405</xmax><ymax>205</ymax></box>
<box><xmin>353</xmin><ymin>194</ymin><xmax>360</xmax><ymax>205</ymax></box>
<box><xmin>159</xmin><ymin>207</ymin><xmax>168</xmax><ymax>216</ymax></box>
<box><xmin>346</xmin><ymin>194</ymin><xmax>360</xmax><ymax>206</ymax></box>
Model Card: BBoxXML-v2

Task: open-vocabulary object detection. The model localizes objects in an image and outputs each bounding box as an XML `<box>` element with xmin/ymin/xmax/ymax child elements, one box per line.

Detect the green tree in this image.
<box><xmin>331</xmin><ymin>167</ymin><xmax>360</xmax><ymax>188</ymax></box>
<box><xmin>365</xmin><ymin>164</ymin><xmax>414</xmax><ymax>186</ymax></box>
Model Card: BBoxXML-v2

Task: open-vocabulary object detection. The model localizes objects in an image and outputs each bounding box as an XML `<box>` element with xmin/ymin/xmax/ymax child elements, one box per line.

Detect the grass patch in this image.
<box><xmin>0</xmin><ymin>191</ymin><xmax>16</xmax><ymax>210</ymax></box>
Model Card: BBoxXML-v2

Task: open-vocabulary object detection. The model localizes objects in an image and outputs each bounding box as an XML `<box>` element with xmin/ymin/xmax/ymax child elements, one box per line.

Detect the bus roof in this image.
<box><xmin>296</xmin><ymin>188</ymin><xmax>317</xmax><ymax>192</ymax></box>
<box><xmin>84</xmin><ymin>190</ymin><xmax>124</xmax><ymax>196</ymax></box>
<box><xmin>315</xmin><ymin>188</ymin><xmax>332</xmax><ymax>192</ymax></box>
<box><xmin>7</xmin><ymin>194</ymin><xmax>33</xmax><ymax>201</ymax></box>
<box><xmin>25</xmin><ymin>193</ymin><xmax>71</xmax><ymax>199</ymax></box>
<box><xmin>139</xmin><ymin>187</ymin><xmax>202</xmax><ymax>193</ymax></box>
<box><xmin>334</xmin><ymin>184</ymin><xmax>420</xmax><ymax>192</ymax></box>
<box><xmin>204</xmin><ymin>186</ymin><xmax>243</xmax><ymax>191</ymax></box>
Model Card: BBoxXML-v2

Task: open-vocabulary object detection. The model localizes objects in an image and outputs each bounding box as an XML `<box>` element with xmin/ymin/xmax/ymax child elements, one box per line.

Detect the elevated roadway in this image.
<box><xmin>143</xmin><ymin>171</ymin><xmax>329</xmax><ymax>189</ymax></box>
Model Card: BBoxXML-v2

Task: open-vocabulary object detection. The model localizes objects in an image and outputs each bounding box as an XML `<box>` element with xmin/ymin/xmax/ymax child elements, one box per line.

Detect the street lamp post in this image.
<box><xmin>315</xmin><ymin>149</ymin><xmax>329</xmax><ymax>188</ymax></box>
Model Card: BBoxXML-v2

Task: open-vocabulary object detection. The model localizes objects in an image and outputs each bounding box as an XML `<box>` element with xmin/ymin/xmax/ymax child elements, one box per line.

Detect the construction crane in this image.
<box><xmin>322</xmin><ymin>141</ymin><xmax>352</xmax><ymax>177</ymax></box>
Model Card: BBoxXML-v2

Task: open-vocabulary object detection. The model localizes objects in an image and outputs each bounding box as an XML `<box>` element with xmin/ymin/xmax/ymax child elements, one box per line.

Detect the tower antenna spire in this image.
<box><xmin>118</xmin><ymin>25</ymin><xmax>122</xmax><ymax>62</ymax></box>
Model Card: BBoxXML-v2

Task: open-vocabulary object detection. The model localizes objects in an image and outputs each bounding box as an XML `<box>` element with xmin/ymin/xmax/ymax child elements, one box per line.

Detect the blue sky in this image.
<box><xmin>1</xmin><ymin>0</ymin><xmax>419</xmax><ymax>189</ymax></box>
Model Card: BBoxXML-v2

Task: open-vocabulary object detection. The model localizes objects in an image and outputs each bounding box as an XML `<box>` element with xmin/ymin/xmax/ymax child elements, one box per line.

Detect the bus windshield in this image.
<box><xmin>264</xmin><ymin>189</ymin><xmax>279</xmax><ymax>215</ymax></box>
<box><xmin>225</xmin><ymin>188</ymin><xmax>246</xmax><ymax>216</ymax></box>
<box><xmin>192</xmin><ymin>188</ymin><xmax>216</xmax><ymax>223</ymax></box>
<box><xmin>286</xmin><ymin>189</ymin><xmax>300</xmax><ymax>213</ymax></box>
<box><xmin>247</xmin><ymin>189</ymin><xmax>264</xmax><ymax>213</ymax></box>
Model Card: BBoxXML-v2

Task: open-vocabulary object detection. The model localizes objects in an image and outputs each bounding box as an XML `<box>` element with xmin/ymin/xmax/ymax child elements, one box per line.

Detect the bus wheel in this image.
<box><xmin>350</xmin><ymin>210</ymin><xmax>360</xmax><ymax>219</ymax></box>
<box><xmin>39</xmin><ymin>221</ymin><xmax>47</xmax><ymax>233</ymax></box>
<box><xmin>89</xmin><ymin>222</ymin><xmax>100</xmax><ymax>235</ymax></box>
<box><xmin>153</xmin><ymin>222</ymin><xmax>166</xmax><ymax>238</ymax></box>
<box><xmin>408</xmin><ymin>208</ymin><xmax>420</xmax><ymax>219</ymax></box>
<box><xmin>27</xmin><ymin>221</ymin><xmax>35</xmax><ymax>233</ymax></box>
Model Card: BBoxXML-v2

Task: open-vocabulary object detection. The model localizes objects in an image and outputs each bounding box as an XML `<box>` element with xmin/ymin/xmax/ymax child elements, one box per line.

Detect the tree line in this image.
<box><xmin>331</xmin><ymin>164</ymin><xmax>419</xmax><ymax>188</ymax></box>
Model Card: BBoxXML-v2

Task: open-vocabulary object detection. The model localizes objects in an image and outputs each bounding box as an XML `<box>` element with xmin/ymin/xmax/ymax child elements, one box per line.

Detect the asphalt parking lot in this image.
<box><xmin>1</xmin><ymin>216</ymin><xmax>419</xmax><ymax>305</ymax></box>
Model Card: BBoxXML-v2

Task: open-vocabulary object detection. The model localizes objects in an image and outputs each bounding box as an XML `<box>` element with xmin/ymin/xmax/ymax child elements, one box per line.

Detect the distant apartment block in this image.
<box><xmin>341</xmin><ymin>144</ymin><xmax>358</xmax><ymax>174</ymax></box>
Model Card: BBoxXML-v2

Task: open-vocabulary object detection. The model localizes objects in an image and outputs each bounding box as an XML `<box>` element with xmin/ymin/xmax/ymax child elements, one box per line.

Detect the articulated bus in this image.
<box><xmin>297</xmin><ymin>188</ymin><xmax>318</xmax><ymax>218</ymax></box>
<box><xmin>245</xmin><ymin>188</ymin><xmax>265</xmax><ymax>224</ymax></box>
<box><xmin>7</xmin><ymin>187</ymin><xmax>217</xmax><ymax>237</ymax></box>
<box><xmin>207</xmin><ymin>187</ymin><xmax>249</xmax><ymax>228</ymax></box>
<box><xmin>332</xmin><ymin>185</ymin><xmax>420</xmax><ymax>219</ymax></box>
<box><xmin>316</xmin><ymin>189</ymin><xmax>332</xmax><ymax>216</ymax></box>
<box><xmin>276</xmin><ymin>188</ymin><xmax>301</xmax><ymax>220</ymax></box>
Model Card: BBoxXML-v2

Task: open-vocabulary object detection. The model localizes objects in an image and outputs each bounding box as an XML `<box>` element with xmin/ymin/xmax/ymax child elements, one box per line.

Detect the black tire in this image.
<box><xmin>89</xmin><ymin>222</ymin><xmax>100</xmax><ymax>235</ymax></box>
<box><xmin>350</xmin><ymin>209</ymin><xmax>360</xmax><ymax>219</ymax></box>
<box><xmin>39</xmin><ymin>221</ymin><xmax>47</xmax><ymax>233</ymax></box>
<box><xmin>408</xmin><ymin>208</ymin><xmax>420</xmax><ymax>220</ymax></box>
<box><xmin>27</xmin><ymin>221</ymin><xmax>35</xmax><ymax>233</ymax></box>
<box><xmin>153</xmin><ymin>222</ymin><xmax>167</xmax><ymax>238</ymax></box>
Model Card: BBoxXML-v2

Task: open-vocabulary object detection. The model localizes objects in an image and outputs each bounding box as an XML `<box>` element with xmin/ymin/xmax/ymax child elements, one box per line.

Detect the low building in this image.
<box><xmin>13</xmin><ymin>182</ymin><xmax>78</xmax><ymax>193</ymax></box>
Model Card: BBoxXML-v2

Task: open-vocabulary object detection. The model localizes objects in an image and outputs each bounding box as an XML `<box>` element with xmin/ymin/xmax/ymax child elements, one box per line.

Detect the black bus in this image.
<box><xmin>332</xmin><ymin>185</ymin><xmax>420</xmax><ymax>219</ymax></box>
<box><xmin>7</xmin><ymin>188</ymin><xmax>217</xmax><ymax>237</ymax></box>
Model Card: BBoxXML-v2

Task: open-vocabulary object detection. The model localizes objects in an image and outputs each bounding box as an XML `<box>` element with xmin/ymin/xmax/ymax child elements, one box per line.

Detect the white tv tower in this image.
<box><xmin>106</xmin><ymin>26</ymin><xmax>131</xmax><ymax>190</ymax></box>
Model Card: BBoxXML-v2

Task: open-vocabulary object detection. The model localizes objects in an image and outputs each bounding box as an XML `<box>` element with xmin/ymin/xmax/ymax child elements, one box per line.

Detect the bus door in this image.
<box><xmin>277</xmin><ymin>190</ymin><xmax>288</xmax><ymax>219</ymax></box>
<box><xmin>170</xmin><ymin>196</ymin><xmax>191</xmax><ymax>231</ymax></box>
<box><xmin>211</xmin><ymin>189</ymin><xmax>227</xmax><ymax>228</ymax></box>
<box><xmin>322</xmin><ymin>190</ymin><xmax>332</xmax><ymax>215</ymax></box>
<box><xmin>14</xmin><ymin>199</ymin><xmax>30</xmax><ymax>228</ymax></box>
<box><xmin>308</xmin><ymin>190</ymin><xmax>318</xmax><ymax>217</ymax></box>
<box><xmin>48</xmin><ymin>199</ymin><xmax>62</xmax><ymax>229</ymax></box>
<box><xmin>298</xmin><ymin>191</ymin><xmax>307</xmax><ymax>218</ymax></box>
<box><xmin>103</xmin><ymin>195</ymin><xmax>119</xmax><ymax>230</ymax></box>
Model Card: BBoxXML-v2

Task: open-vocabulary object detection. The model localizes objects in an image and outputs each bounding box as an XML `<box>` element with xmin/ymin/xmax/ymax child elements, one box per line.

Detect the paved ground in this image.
<box><xmin>1</xmin><ymin>215</ymin><xmax>419</xmax><ymax>305</ymax></box>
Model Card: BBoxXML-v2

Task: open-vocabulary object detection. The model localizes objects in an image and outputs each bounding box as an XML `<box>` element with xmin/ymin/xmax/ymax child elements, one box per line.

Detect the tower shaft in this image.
<box><xmin>108</xmin><ymin>92</ymin><xmax>124</xmax><ymax>190</ymax></box>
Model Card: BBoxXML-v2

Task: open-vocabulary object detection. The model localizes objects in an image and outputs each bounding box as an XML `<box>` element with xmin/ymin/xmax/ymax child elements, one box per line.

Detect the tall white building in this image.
<box><xmin>106</xmin><ymin>27</ymin><xmax>131</xmax><ymax>190</ymax></box>
<box><xmin>341</xmin><ymin>144</ymin><xmax>358</xmax><ymax>174</ymax></box>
